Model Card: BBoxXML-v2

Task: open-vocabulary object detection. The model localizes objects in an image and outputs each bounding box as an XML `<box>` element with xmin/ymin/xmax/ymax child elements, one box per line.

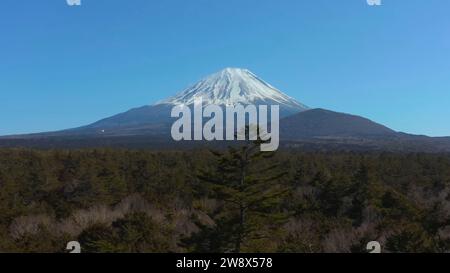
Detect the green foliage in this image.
<box><xmin>0</xmin><ymin>148</ymin><xmax>449</xmax><ymax>253</ymax></box>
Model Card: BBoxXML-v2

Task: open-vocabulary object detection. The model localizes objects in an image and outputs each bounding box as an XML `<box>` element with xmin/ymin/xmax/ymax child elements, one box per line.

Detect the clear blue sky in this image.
<box><xmin>1</xmin><ymin>0</ymin><xmax>449</xmax><ymax>136</ymax></box>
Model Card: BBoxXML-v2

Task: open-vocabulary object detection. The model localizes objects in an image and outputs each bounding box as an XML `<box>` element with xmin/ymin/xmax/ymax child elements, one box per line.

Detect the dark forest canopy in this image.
<box><xmin>0</xmin><ymin>147</ymin><xmax>449</xmax><ymax>253</ymax></box>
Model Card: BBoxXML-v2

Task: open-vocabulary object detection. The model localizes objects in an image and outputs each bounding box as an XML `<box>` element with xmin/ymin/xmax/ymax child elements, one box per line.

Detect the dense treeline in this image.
<box><xmin>0</xmin><ymin>147</ymin><xmax>449</xmax><ymax>253</ymax></box>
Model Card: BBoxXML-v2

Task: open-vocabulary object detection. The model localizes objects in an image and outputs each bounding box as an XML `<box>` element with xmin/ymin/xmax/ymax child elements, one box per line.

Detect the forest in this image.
<box><xmin>0</xmin><ymin>144</ymin><xmax>449</xmax><ymax>253</ymax></box>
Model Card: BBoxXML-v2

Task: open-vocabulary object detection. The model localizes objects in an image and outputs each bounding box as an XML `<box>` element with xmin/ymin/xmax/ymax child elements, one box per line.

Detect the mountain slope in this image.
<box><xmin>280</xmin><ymin>108</ymin><xmax>397</xmax><ymax>139</ymax></box>
<box><xmin>275</xmin><ymin>109</ymin><xmax>450</xmax><ymax>152</ymax></box>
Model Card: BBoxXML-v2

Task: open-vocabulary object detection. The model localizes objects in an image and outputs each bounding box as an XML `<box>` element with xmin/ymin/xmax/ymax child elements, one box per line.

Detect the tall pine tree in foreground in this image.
<box><xmin>186</xmin><ymin>128</ymin><xmax>290</xmax><ymax>253</ymax></box>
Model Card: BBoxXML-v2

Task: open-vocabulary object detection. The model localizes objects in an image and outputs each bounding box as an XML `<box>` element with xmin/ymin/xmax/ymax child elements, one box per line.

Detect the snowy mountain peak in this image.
<box><xmin>156</xmin><ymin>68</ymin><xmax>309</xmax><ymax>111</ymax></box>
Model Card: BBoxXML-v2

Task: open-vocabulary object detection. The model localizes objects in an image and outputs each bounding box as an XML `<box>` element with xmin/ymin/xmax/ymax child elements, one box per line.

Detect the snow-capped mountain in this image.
<box><xmin>4</xmin><ymin>68</ymin><xmax>309</xmax><ymax>137</ymax></box>
<box><xmin>62</xmin><ymin>68</ymin><xmax>310</xmax><ymax>134</ymax></box>
<box><xmin>4</xmin><ymin>67</ymin><xmax>450</xmax><ymax>153</ymax></box>
<box><xmin>156</xmin><ymin>68</ymin><xmax>309</xmax><ymax>112</ymax></box>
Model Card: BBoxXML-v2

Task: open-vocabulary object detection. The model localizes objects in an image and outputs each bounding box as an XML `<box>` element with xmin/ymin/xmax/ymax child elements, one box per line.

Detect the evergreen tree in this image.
<box><xmin>191</xmin><ymin>131</ymin><xmax>290</xmax><ymax>252</ymax></box>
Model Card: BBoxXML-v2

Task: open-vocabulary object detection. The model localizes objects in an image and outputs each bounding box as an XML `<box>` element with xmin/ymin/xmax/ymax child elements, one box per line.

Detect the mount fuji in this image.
<box><xmin>33</xmin><ymin>68</ymin><xmax>310</xmax><ymax>137</ymax></box>
<box><xmin>2</xmin><ymin>67</ymin><xmax>450</xmax><ymax>152</ymax></box>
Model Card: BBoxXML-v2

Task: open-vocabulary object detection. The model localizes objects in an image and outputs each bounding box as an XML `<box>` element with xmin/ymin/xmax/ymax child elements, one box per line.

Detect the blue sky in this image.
<box><xmin>0</xmin><ymin>0</ymin><xmax>449</xmax><ymax>136</ymax></box>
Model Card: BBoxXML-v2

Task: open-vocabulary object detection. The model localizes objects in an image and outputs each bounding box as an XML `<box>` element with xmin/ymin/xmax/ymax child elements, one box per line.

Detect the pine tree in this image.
<box><xmin>193</xmin><ymin>129</ymin><xmax>290</xmax><ymax>253</ymax></box>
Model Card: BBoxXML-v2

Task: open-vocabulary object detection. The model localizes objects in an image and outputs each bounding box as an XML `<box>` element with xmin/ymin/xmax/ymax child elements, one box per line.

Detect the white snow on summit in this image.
<box><xmin>156</xmin><ymin>68</ymin><xmax>309</xmax><ymax>110</ymax></box>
